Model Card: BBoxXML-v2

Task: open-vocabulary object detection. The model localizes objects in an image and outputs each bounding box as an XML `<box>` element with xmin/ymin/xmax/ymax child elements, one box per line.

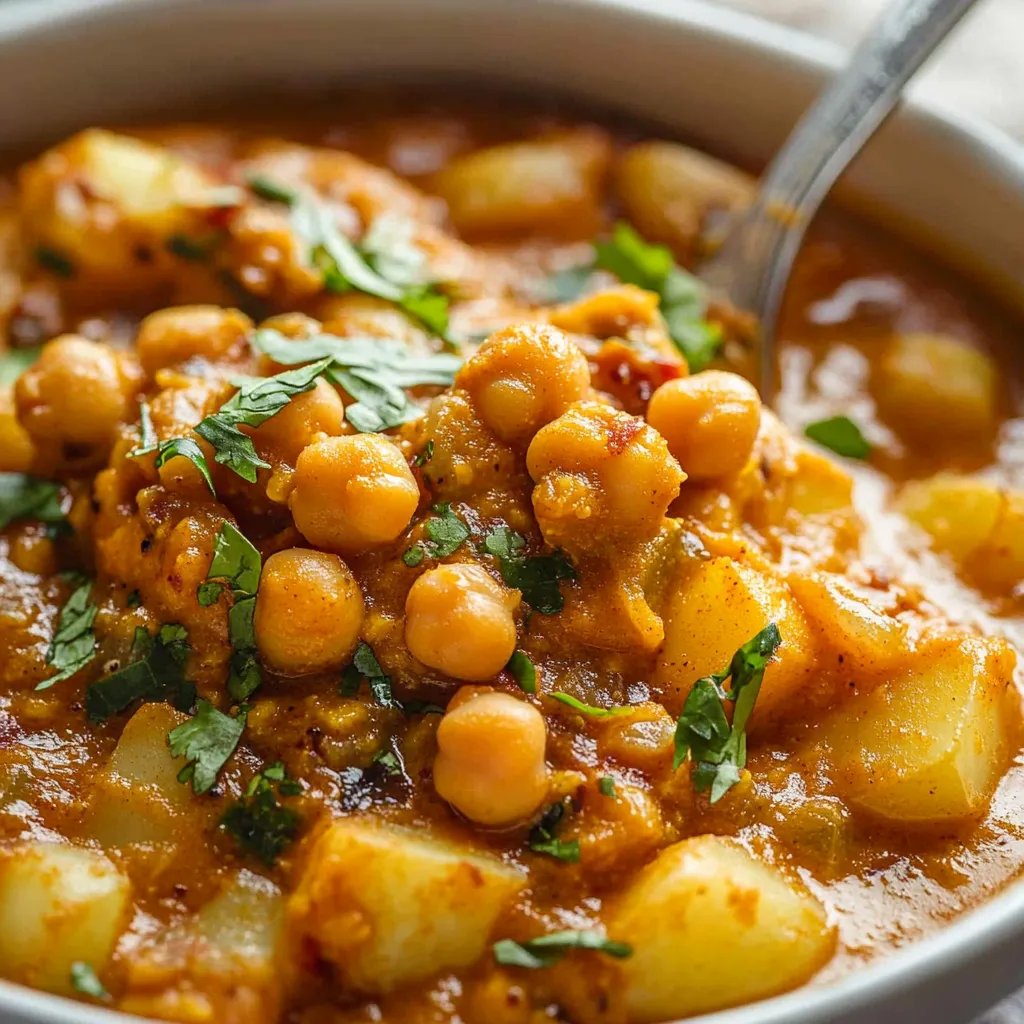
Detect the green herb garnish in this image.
<box><xmin>85</xmin><ymin>623</ymin><xmax>195</xmax><ymax>723</ymax></box>
<box><xmin>0</xmin><ymin>346</ymin><xmax>40</xmax><ymax>386</ymax></box>
<box><xmin>0</xmin><ymin>473</ymin><xmax>65</xmax><ymax>531</ymax></box>
<box><xmin>549</xmin><ymin>692</ymin><xmax>633</xmax><ymax>718</ymax></box>
<box><xmin>528</xmin><ymin>801</ymin><xmax>580</xmax><ymax>862</ymax></box>
<box><xmin>595</xmin><ymin>221</ymin><xmax>722</xmax><ymax>372</ymax></box>
<box><xmin>69</xmin><ymin>962</ymin><xmax>109</xmax><ymax>1001</ymax></box>
<box><xmin>404</xmin><ymin>502</ymin><xmax>470</xmax><ymax>564</ymax></box>
<box><xmin>253</xmin><ymin>328</ymin><xmax>460</xmax><ymax>434</ymax></box>
<box><xmin>804</xmin><ymin>416</ymin><xmax>871</xmax><ymax>460</ymax></box>
<box><xmin>493</xmin><ymin>930</ymin><xmax>632</xmax><ymax>969</ymax></box>
<box><xmin>506</xmin><ymin>650</ymin><xmax>536</xmax><ymax>694</ymax></box>
<box><xmin>340</xmin><ymin>642</ymin><xmax>401</xmax><ymax>710</ymax></box>
<box><xmin>673</xmin><ymin>622</ymin><xmax>782</xmax><ymax>803</ymax></box>
<box><xmin>221</xmin><ymin>761</ymin><xmax>301</xmax><ymax>865</ymax></box>
<box><xmin>37</xmin><ymin>579</ymin><xmax>97</xmax><ymax>690</ymax></box>
<box><xmin>165</xmin><ymin>232</ymin><xmax>222</xmax><ymax>262</ymax></box>
<box><xmin>372</xmin><ymin>746</ymin><xmax>404</xmax><ymax>777</ymax></box>
<box><xmin>414</xmin><ymin>440</ymin><xmax>435</xmax><ymax>467</ymax></box>
<box><xmin>34</xmin><ymin>246</ymin><xmax>75</xmax><ymax>279</ymax></box>
<box><xmin>169</xmin><ymin>698</ymin><xmax>248</xmax><ymax>795</ymax></box>
<box><xmin>598</xmin><ymin>775</ymin><xmax>616</xmax><ymax>797</ymax></box>
<box><xmin>482</xmin><ymin>527</ymin><xmax>576</xmax><ymax>615</ymax></box>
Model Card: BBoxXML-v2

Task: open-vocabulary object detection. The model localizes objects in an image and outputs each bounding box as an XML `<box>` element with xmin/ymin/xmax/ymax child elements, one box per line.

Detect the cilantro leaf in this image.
<box><xmin>85</xmin><ymin>623</ymin><xmax>195</xmax><ymax>722</ymax></box>
<box><xmin>150</xmin><ymin>438</ymin><xmax>215</xmax><ymax>495</ymax></box>
<box><xmin>372</xmin><ymin>745</ymin><xmax>404</xmax><ymax>777</ymax></box>
<box><xmin>506</xmin><ymin>650</ymin><xmax>536</xmax><ymax>694</ymax></box>
<box><xmin>35</xmin><ymin>246</ymin><xmax>74</xmax><ymax>279</ymax></box>
<box><xmin>0</xmin><ymin>346</ymin><xmax>40</xmax><ymax>386</ymax></box>
<box><xmin>69</xmin><ymin>962</ymin><xmax>109</xmax><ymax>1001</ymax></box>
<box><xmin>38</xmin><ymin>580</ymin><xmax>97</xmax><ymax>690</ymax></box>
<box><xmin>549</xmin><ymin>692</ymin><xmax>634</xmax><ymax>718</ymax></box>
<box><xmin>340</xmin><ymin>642</ymin><xmax>401</xmax><ymax>709</ymax></box>
<box><xmin>493</xmin><ymin>930</ymin><xmax>632</xmax><ymax>969</ymax></box>
<box><xmin>482</xmin><ymin>527</ymin><xmax>575</xmax><ymax>615</ymax></box>
<box><xmin>205</xmin><ymin>521</ymin><xmax>261</xmax><ymax>595</ymax></box>
<box><xmin>405</xmin><ymin>503</ymin><xmax>470</xmax><ymax>564</ymax></box>
<box><xmin>804</xmin><ymin>416</ymin><xmax>871</xmax><ymax>460</ymax></box>
<box><xmin>221</xmin><ymin>761</ymin><xmax>301</xmax><ymax>865</ymax></box>
<box><xmin>545</xmin><ymin>264</ymin><xmax>593</xmax><ymax>304</ymax></box>
<box><xmin>252</xmin><ymin>328</ymin><xmax>460</xmax><ymax>435</ymax></box>
<box><xmin>248</xmin><ymin>174</ymin><xmax>299</xmax><ymax>205</ymax></box>
<box><xmin>672</xmin><ymin>622</ymin><xmax>782</xmax><ymax>803</ymax></box>
<box><xmin>528</xmin><ymin>801</ymin><xmax>580</xmax><ymax>863</ymax></box>
<box><xmin>169</xmin><ymin>698</ymin><xmax>248</xmax><ymax>795</ymax></box>
<box><xmin>595</xmin><ymin>221</ymin><xmax>722</xmax><ymax>372</ymax></box>
<box><xmin>0</xmin><ymin>473</ymin><xmax>65</xmax><ymax>531</ymax></box>
<box><xmin>598</xmin><ymin>775</ymin><xmax>616</xmax><ymax>797</ymax></box>
<box><xmin>165</xmin><ymin>232</ymin><xmax>223</xmax><ymax>262</ymax></box>
<box><xmin>414</xmin><ymin>440</ymin><xmax>435</xmax><ymax>467</ymax></box>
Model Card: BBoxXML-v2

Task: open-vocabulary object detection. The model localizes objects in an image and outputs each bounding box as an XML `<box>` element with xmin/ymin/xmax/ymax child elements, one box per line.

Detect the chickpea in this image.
<box><xmin>0</xmin><ymin>387</ymin><xmax>34</xmax><ymax>473</ymax></box>
<box><xmin>647</xmin><ymin>371</ymin><xmax>761</xmax><ymax>480</ymax></box>
<box><xmin>253</xmin><ymin>379</ymin><xmax>347</xmax><ymax>465</ymax></box>
<box><xmin>254</xmin><ymin>549</ymin><xmax>364</xmax><ymax>675</ymax></box>
<box><xmin>289</xmin><ymin>434</ymin><xmax>420</xmax><ymax>554</ymax></box>
<box><xmin>15</xmin><ymin>335</ymin><xmax>131</xmax><ymax>448</ymax></box>
<box><xmin>405</xmin><ymin>563</ymin><xmax>519</xmax><ymax>681</ymax></box>
<box><xmin>433</xmin><ymin>688</ymin><xmax>548</xmax><ymax>826</ymax></box>
<box><xmin>135</xmin><ymin>306</ymin><xmax>252</xmax><ymax>377</ymax></box>
<box><xmin>456</xmin><ymin>324</ymin><xmax>590</xmax><ymax>443</ymax></box>
<box><xmin>526</xmin><ymin>400</ymin><xmax>684</xmax><ymax>553</ymax></box>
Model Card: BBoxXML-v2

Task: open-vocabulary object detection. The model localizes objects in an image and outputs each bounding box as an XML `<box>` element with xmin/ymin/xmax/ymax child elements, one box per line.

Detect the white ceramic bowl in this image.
<box><xmin>0</xmin><ymin>2</ymin><xmax>1022</xmax><ymax>1023</ymax></box>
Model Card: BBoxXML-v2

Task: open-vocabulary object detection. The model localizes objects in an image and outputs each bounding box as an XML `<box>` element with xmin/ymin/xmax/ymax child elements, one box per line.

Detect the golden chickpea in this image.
<box><xmin>433</xmin><ymin>688</ymin><xmax>548</xmax><ymax>826</ymax></box>
<box><xmin>456</xmin><ymin>324</ymin><xmax>591</xmax><ymax>443</ymax></box>
<box><xmin>0</xmin><ymin>387</ymin><xmax>34</xmax><ymax>473</ymax></box>
<box><xmin>647</xmin><ymin>371</ymin><xmax>761</xmax><ymax>480</ymax></box>
<box><xmin>135</xmin><ymin>306</ymin><xmax>252</xmax><ymax>377</ymax></box>
<box><xmin>405</xmin><ymin>564</ymin><xmax>519</xmax><ymax>681</ymax></box>
<box><xmin>526</xmin><ymin>400</ymin><xmax>684</xmax><ymax>553</ymax></box>
<box><xmin>254</xmin><ymin>548</ymin><xmax>364</xmax><ymax>675</ymax></box>
<box><xmin>289</xmin><ymin>434</ymin><xmax>420</xmax><ymax>554</ymax></box>
<box><xmin>15</xmin><ymin>335</ymin><xmax>130</xmax><ymax>448</ymax></box>
<box><xmin>253</xmin><ymin>379</ymin><xmax>347</xmax><ymax>465</ymax></box>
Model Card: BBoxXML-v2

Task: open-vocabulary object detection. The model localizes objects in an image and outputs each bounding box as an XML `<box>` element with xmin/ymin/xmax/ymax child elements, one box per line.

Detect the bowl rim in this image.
<box><xmin>0</xmin><ymin>1</ymin><xmax>1022</xmax><ymax>1023</ymax></box>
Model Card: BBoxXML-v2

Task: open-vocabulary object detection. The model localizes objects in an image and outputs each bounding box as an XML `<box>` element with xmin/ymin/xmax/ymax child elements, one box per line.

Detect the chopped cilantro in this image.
<box><xmin>0</xmin><ymin>346</ymin><xmax>40</xmax><ymax>386</ymax></box>
<box><xmin>34</xmin><ymin>246</ymin><xmax>75</xmax><ymax>279</ymax></box>
<box><xmin>673</xmin><ymin>622</ymin><xmax>782</xmax><ymax>803</ymax></box>
<box><xmin>549</xmin><ymin>692</ymin><xmax>633</xmax><ymax>718</ymax></box>
<box><xmin>598</xmin><ymin>775</ymin><xmax>616</xmax><ymax>797</ymax></box>
<box><xmin>0</xmin><ymin>473</ymin><xmax>65</xmax><ymax>531</ymax></box>
<box><xmin>199</xmin><ymin>522</ymin><xmax>264</xmax><ymax>701</ymax></box>
<box><xmin>414</xmin><ymin>440</ymin><xmax>435</xmax><ymax>467</ymax></box>
<box><xmin>253</xmin><ymin>328</ymin><xmax>460</xmax><ymax>434</ymax></box>
<box><xmin>247</xmin><ymin>173</ymin><xmax>298</xmax><ymax>205</ymax></box>
<box><xmin>804</xmin><ymin>416</ymin><xmax>871</xmax><ymax>460</ymax></box>
<box><xmin>137</xmin><ymin>437</ymin><xmax>215</xmax><ymax>496</ymax></box>
<box><xmin>372</xmin><ymin>746</ymin><xmax>404</xmax><ymax>777</ymax></box>
<box><xmin>403</xmin><ymin>545</ymin><xmax>425</xmax><ymax>568</ymax></box>
<box><xmin>401</xmin><ymin>699</ymin><xmax>446</xmax><ymax>716</ymax></box>
<box><xmin>340</xmin><ymin>642</ymin><xmax>401</xmax><ymax>710</ymax></box>
<box><xmin>85</xmin><ymin>623</ymin><xmax>195</xmax><ymax>723</ymax></box>
<box><xmin>506</xmin><ymin>650</ymin><xmax>536</xmax><ymax>694</ymax></box>
<box><xmin>528</xmin><ymin>801</ymin><xmax>580</xmax><ymax>863</ymax></box>
<box><xmin>169</xmin><ymin>698</ymin><xmax>248</xmax><ymax>795</ymax></box>
<box><xmin>405</xmin><ymin>503</ymin><xmax>470</xmax><ymax>564</ymax></box>
<box><xmin>493</xmin><ymin>930</ymin><xmax>632</xmax><ymax>969</ymax></box>
<box><xmin>595</xmin><ymin>221</ymin><xmax>722</xmax><ymax>372</ymax></box>
<box><xmin>482</xmin><ymin>526</ymin><xmax>575</xmax><ymax>615</ymax></box>
<box><xmin>69</xmin><ymin>962</ymin><xmax>109</xmax><ymax>1001</ymax></box>
<box><xmin>165</xmin><ymin>232</ymin><xmax>222</xmax><ymax>262</ymax></box>
<box><xmin>221</xmin><ymin>761</ymin><xmax>301</xmax><ymax>865</ymax></box>
<box><xmin>37</xmin><ymin>579</ymin><xmax>97</xmax><ymax>690</ymax></box>
<box><xmin>546</xmin><ymin>264</ymin><xmax>594</xmax><ymax>304</ymax></box>
<box><xmin>126</xmin><ymin>590</ymin><xmax>141</xmax><ymax>609</ymax></box>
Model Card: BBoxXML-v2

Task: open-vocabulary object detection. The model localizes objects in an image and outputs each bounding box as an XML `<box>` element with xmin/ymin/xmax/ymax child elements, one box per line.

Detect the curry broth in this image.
<box><xmin>0</xmin><ymin>87</ymin><xmax>1022</xmax><ymax>1023</ymax></box>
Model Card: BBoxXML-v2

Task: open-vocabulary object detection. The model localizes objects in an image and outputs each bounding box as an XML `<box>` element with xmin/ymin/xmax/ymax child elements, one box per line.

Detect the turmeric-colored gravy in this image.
<box><xmin>0</xmin><ymin>86</ymin><xmax>1022</xmax><ymax>1023</ymax></box>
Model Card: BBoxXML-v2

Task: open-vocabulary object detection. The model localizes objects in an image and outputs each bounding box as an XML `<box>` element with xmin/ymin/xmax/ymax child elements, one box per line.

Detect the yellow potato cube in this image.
<box><xmin>433</xmin><ymin>129</ymin><xmax>611</xmax><ymax>238</ymax></box>
<box><xmin>608</xmin><ymin>836</ymin><xmax>833</xmax><ymax>1021</ymax></box>
<box><xmin>876</xmin><ymin>333</ymin><xmax>998</xmax><ymax>440</ymax></box>
<box><xmin>899</xmin><ymin>473</ymin><xmax>1003</xmax><ymax>561</ymax></box>
<box><xmin>654</xmin><ymin>557</ymin><xmax>816</xmax><ymax>727</ymax></box>
<box><xmin>823</xmin><ymin>636</ymin><xmax>1017</xmax><ymax>823</ymax></box>
<box><xmin>0</xmin><ymin>842</ymin><xmax>131</xmax><ymax>993</ymax></box>
<box><xmin>285</xmin><ymin>820</ymin><xmax>526</xmax><ymax>992</ymax></box>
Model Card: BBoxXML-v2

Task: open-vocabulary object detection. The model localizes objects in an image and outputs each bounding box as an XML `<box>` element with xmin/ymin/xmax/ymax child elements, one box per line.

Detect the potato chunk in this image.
<box><xmin>20</xmin><ymin>128</ymin><xmax>228</xmax><ymax>285</ymax></box>
<box><xmin>615</xmin><ymin>141</ymin><xmax>754</xmax><ymax>259</ymax></box>
<box><xmin>875</xmin><ymin>333</ymin><xmax>999</xmax><ymax>441</ymax></box>
<box><xmin>0</xmin><ymin>842</ymin><xmax>131</xmax><ymax>993</ymax></box>
<box><xmin>285</xmin><ymin>820</ymin><xmax>526</xmax><ymax>992</ymax></box>
<box><xmin>654</xmin><ymin>557</ymin><xmax>815</xmax><ymax>725</ymax></box>
<box><xmin>433</xmin><ymin>129</ymin><xmax>611</xmax><ymax>238</ymax></box>
<box><xmin>823</xmin><ymin>636</ymin><xmax>1017</xmax><ymax>823</ymax></box>
<box><xmin>608</xmin><ymin>836</ymin><xmax>833</xmax><ymax>1021</ymax></box>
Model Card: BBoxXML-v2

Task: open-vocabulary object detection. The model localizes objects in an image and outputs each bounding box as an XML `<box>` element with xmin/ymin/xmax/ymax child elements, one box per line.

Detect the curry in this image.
<box><xmin>0</xmin><ymin>87</ymin><xmax>1022</xmax><ymax>1024</ymax></box>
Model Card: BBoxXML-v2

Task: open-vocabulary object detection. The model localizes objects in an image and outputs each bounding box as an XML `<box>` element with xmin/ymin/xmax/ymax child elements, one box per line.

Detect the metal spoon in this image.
<box><xmin>700</xmin><ymin>0</ymin><xmax>981</xmax><ymax>400</ymax></box>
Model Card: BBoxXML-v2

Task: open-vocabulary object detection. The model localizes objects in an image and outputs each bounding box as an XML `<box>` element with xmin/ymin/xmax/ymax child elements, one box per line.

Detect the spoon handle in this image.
<box><xmin>701</xmin><ymin>0</ymin><xmax>980</xmax><ymax>399</ymax></box>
